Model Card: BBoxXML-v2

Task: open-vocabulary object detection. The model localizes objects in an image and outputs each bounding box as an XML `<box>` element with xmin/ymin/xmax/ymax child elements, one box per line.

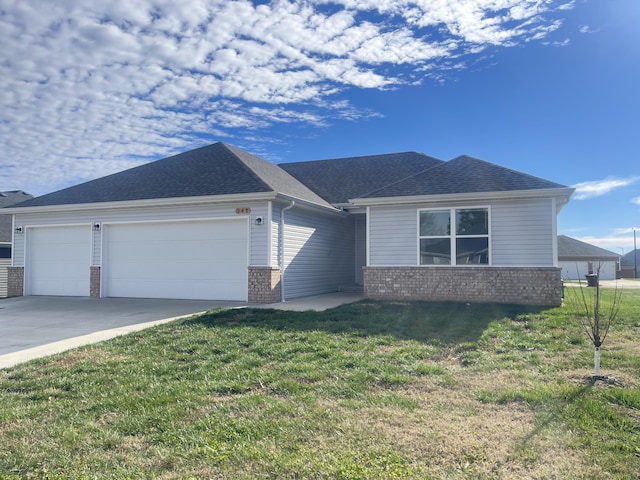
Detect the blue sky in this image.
<box><xmin>1</xmin><ymin>0</ymin><xmax>638</xmax><ymax>252</ymax></box>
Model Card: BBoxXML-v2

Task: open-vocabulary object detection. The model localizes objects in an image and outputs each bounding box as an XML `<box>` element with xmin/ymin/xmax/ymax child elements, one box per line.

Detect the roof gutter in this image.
<box><xmin>348</xmin><ymin>187</ymin><xmax>575</xmax><ymax>207</ymax></box>
<box><xmin>4</xmin><ymin>192</ymin><xmax>342</xmax><ymax>216</ymax></box>
<box><xmin>2</xmin><ymin>191</ymin><xmax>280</xmax><ymax>214</ymax></box>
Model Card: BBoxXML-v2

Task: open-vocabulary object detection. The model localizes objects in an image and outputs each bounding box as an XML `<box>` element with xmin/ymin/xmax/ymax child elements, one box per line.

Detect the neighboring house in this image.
<box><xmin>620</xmin><ymin>249</ymin><xmax>639</xmax><ymax>279</ymax></box>
<box><xmin>0</xmin><ymin>191</ymin><xmax>34</xmax><ymax>297</ymax></box>
<box><xmin>3</xmin><ymin>142</ymin><xmax>574</xmax><ymax>305</ymax></box>
<box><xmin>557</xmin><ymin>235</ymin><xmax>620</xmax><ymax>281</ymax></box>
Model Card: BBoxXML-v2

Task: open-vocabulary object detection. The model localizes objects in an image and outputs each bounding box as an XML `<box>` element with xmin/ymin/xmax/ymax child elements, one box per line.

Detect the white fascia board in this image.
<box><xmin>349</xmin><ymin>187</ymin><xmax>576</xmax><ymax>207</ymax></box>
<box><xmin>2</xmin><ymin>191</ymin><xmax>279</xmax><ymax>214</ymax></box>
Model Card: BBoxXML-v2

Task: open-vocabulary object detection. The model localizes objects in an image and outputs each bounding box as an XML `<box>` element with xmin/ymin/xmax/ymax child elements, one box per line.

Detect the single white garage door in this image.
<box><xmin>26</xmin><ymin>225</ymin><xmax>91</xmax><ymax>296</ymax></box>
<box><xmin>104</xmin><ymin>219</ymin><xmax>248</xmax><ymax>300</ymax></box>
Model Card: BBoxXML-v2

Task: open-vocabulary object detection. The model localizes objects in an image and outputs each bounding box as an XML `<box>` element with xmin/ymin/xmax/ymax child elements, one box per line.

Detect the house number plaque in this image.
<box><xmin>235</xmin><ymin>207</ymin><xmax>251</xmax><ymax>214</ymax></box>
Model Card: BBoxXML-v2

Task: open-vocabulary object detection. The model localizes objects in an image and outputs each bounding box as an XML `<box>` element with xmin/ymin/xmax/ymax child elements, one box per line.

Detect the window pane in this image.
<box><xmin>420</xmin><ymin>210</ymin><xmax>450</xmax><ymax>236</ymax></box>
<box><xmin>456</xmin><ymin>238</ymin><xmax>489</xmax><ymax>264</ymax></box>
<box><xmin>420</xmin><ymin>238</ymin><xmax>451</xmax><ymax>265</ymax></box>
<box><xmin>456</xmin><ymin>209</ymin><xmax>488</xmax><ymax>235</ymax></box>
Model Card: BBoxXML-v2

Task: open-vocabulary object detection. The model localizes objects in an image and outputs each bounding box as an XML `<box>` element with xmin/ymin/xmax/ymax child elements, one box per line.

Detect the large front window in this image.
<box><xmin>419</xmin><ymin>208</ymin><xmax>489</xmax><ymax>265</ymax></box>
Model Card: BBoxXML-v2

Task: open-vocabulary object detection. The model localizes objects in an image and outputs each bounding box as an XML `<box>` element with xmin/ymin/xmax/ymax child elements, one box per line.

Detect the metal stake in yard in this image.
<box><xmin>634</xmin><ymin>228</ymin><xmax>637</xmax><ymax>279</ymax></box>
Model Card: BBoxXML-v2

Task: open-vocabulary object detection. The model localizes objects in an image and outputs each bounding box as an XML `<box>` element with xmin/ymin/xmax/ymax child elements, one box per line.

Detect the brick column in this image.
<box><xmin>248</xmin><ymin>266</ymin><xmax>281</xmax><ymax>304</ymax></box>
<box><xmin>90</xmin><ymin>266</ymin><xmax>101</xmax><ymax>298</ymax></box>
<box><xmin>7</xmin><ymin>266</ymin><xmax>24</xmax><ymax>297</ymax></box>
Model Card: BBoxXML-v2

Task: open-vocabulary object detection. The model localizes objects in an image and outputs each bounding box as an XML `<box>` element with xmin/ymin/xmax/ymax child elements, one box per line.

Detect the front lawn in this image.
<box><xmin>1</xmin><ymin>289</ymin><xmax>639</xmax><ymax>479</ymax></box>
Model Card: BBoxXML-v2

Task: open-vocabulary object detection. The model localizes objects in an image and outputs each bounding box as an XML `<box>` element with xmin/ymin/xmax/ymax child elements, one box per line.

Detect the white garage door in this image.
<box><xmin>26</xmin><ymin>225</ymin><xmax>91</xmax><ymax>296</ymax></box>
<box><xmin>104</xmin><ymin>220</ymin><xmax>248</xmax><ymax>300</ymax></box>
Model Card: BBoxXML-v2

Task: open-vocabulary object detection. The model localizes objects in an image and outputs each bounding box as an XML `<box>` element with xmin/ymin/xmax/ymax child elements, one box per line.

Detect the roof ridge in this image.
<box><xmin>217</xmin><ymin>142</ymin><xmax>274</xmax><ymax>192</ymax></box>
<box><xmin>283</xmin><ymin>151</ymin><xmax>431</xmax><ymax>166</ymax></box>
<box><xmin>353</xmin><ymin>157</ymin><xmax>448</xmax><ymax>200</ymax></box>
<box><xmin>222</xmin><ymin>143</ymin><xmax>336</xmax><ymax>209</ymax></box>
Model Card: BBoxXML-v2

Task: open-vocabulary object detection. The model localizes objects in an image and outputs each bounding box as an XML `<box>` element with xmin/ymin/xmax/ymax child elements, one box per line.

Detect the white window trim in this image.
<box><xmin>417</xmin><ymin>206</ymin><xmax>491</xmax><ymax>266</ymax></box>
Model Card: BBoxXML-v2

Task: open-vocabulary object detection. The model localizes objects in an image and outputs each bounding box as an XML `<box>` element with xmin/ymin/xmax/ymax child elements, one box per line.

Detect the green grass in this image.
<box><xmin>1</xmin><ymin>288</ymin><xmax>639</xmax><ymax>479</ymax></box>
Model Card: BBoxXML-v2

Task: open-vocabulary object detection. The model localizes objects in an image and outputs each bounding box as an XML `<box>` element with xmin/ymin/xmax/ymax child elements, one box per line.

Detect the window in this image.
<box><xmin>419</xmin><ymin>208</ymin><xmax>489</xmax><ymax>265</ymax></box>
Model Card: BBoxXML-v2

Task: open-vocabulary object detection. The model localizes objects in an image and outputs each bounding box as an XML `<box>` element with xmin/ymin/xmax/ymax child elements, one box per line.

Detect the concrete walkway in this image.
<box><xmin>567</xmin><ymin>279</ymin><xmax>640</xmax><ymax>289</ymax></box>
<box><xmin>0</xmin><ymin>292</ymin><xmax>363</xmax><ymax>369</ymax></box>
<box><xmin>600</xmin><ymin>279</ymin><xmax>640</xmax><ymax>288</ymax></box>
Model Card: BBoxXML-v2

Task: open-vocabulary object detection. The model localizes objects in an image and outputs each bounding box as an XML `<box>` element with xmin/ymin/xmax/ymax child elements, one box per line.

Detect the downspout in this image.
<box><xmin>280</xmin><ymin>200</ymin><xmax>295</xmax><ymax>302</ymax></box>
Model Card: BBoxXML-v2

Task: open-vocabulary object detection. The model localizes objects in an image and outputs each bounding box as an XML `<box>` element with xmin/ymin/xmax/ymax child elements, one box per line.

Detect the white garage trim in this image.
<box><xmin>102</xmin><ymin>218</ymin><xmax>249</xmax><ymax>300</ymax></box>
<box><xmin>25</xmin><ymin>225</ymin><xmax>92</xmax><ymax>296</ymax></box>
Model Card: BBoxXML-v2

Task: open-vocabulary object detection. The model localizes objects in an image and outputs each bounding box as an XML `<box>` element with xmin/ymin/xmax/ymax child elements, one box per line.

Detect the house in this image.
<box><xmin>3</xmin><ymin>142</ymin><xmax>574</xmax><ymax>305</ymax></box>
<box><xmin>0</xmin><ymin>191</ymin><xmax>34</xmax><ymax>297</ymax></box>
<box><xmin>619</xmin><ymin>249</ymin><xmax>639</xmax><ymax>279</ymax></box>
<box><xmin>557</xmin><ymin>235</ymin><xmax>620</xmax><ymax>281</ymax></box>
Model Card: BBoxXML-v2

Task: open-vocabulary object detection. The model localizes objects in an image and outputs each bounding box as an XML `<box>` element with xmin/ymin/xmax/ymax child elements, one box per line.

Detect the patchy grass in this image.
<box><xmin>1</xmin><ymin>289</ymin><xmax>639</xmax><ymax>479</ymax></box>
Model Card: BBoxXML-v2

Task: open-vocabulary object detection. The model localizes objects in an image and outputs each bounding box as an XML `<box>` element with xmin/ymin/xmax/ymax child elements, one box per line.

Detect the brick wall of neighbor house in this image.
<box><xmin>0</xmin><ymin>259</ymin><xmax>10</xmax><ymax>298</ymax></box>
<box><xmin>7</xmin><ymin>266</ymin><xmax>24</xmax><ymax>297</ymax></box>
<box><xmin>90</xmin><ymin>266</ymin><xmax>101</xmax><ymax>298</ymax></box>
<box><xmin>248</xmin><ymin>266</ymin><xmax>281</xmax><ymax>304</ymax></box>
<box><xmin>364</xmin><ymin>267</ymin><xmax>563</xmax><ymax>306</ymax></box>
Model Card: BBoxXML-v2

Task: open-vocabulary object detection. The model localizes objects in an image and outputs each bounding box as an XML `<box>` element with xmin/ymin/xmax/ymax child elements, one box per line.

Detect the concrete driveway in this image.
<box><xmin>0</xmin><ymin>292</ymin><xmax>364</xmax><ymax>369</ymax></box>
<box><xmin>0</xmin><ymin>296</ymin><xmax>243</xmax><ymax>368</ymax></box>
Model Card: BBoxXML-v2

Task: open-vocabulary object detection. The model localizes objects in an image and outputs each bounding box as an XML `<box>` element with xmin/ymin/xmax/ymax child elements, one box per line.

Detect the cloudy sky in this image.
<box><xmin>1</xmin><ymin>0</ymin><xmax>639</xmax><ymax>252</ymax></box>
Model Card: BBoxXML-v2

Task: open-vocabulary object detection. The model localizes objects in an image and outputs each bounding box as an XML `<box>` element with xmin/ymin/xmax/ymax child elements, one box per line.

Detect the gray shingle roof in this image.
<box><xmin>280</xmin><ymin>152</ymin><xmax>444</xmax><ymax>204</ymax></box>
<box><xmin>621</xmin><ymin>249</ymin><xmax>640</xmax><ymax>268</ymax></box>
<box><xmin>557</xmin><ymin>235</ymin><xmax>620</xmax><ymax>260</ymax></box>
<box><xmin>5</xmin><ymin>144</ymin><xmax>570</xmax><ymax>212</ymax></box>
<box><xmin>360</xmin><ymin>155</ymin><xmax>569</xmax><ymax>199</ymax></box>
<box><xmin>10</xmin><ymin>143</ymin><xmax>333</xmax><ymax>209</ymax></box>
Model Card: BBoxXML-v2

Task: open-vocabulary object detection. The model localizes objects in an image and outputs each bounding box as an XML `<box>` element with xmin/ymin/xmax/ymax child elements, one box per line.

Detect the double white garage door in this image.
<box><xmin>25</xmin><ymin>220</ymin><xmax>248</xmax><ymax>300</ymax></box>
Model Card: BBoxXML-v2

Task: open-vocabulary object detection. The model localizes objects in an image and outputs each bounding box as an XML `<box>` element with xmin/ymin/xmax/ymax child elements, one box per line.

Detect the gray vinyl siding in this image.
<box><xmin>369</xmin><ymin>206</ymin><xmax>417</xmax><ymax>266</ymax></box>
<box><xmin>12</xmin><ymin>202</ymin><xmax>270</xmax><ymax>267</ymax></box>
<box><xmin>92</xmin><ymin>229</ymin><xmax>101</xmax><ymax>266</ymax></box>
<box><xmin>491</xmin><ymin>198</ymin><xmax>554</xmax><ymax>266</ymax></box>
<box><xmin>271</xmin><ymin>206</ymin><xmax>281</xmax><ymax>267</ymax></box>
<box><xmin>12</xmin><ymin>230</ymin><xmax>25</xmax><ymax>268</ymax></box>
<box><xmin>282</xmin><ymin>206</ymin><xmax>354</xmax><ymax>299</ymax></box>
<box><xmin>369</xmin><ymin>197</ymin><xmax>556</xmax><ymax>267</ymax></box>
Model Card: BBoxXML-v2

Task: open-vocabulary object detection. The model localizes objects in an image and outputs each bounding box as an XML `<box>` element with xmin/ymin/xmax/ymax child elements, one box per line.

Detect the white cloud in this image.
<box><xmin>633</xmin><ymin>197</ymin><xmax>640</xmax><ymax>206</ymax></box>
<box><xmin>0</xmin><ymin>0</ymin><xmax>574</xmax><ymax>194</ymax></box>
<box><xmin>576</xmin><ymin>228</ymin><xmax>640</xmax><ymax>254</ymax></box>
<box><xmin>571</xmin><ymin>177</ymin><xmax>640</xmax><ymax>200</ymax></box>
<box><xmin>575</xmin><ymin>236</ymin><xmax>631</xmax><ymax>254</ymax></box>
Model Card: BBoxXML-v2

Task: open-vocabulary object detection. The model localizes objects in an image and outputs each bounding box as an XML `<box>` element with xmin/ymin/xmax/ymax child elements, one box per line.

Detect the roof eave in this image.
<box><xmin>4</xmin><ymin>190</ymin><xmax>342</xmax><ymax>215</ymax></box>
<box><xmin>349</xmin><ymin>187</ymin><xmax>575</xmax><ymax>207</ymax></box>
<box><xmin>3</xmin><ymin>191</ymin><xmax>280</xmax><ymax>214</ymax></box>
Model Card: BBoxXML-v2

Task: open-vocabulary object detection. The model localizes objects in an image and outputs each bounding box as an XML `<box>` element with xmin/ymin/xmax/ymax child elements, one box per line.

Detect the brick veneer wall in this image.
<box><xmin>7</xmin><ymin>266</ymin><xmax>24</xmax><ymax>297</ymax></box>
<box><xmin>90</xmin><ymin>266</ymin><xmax>101</xmax><ymax>298</ymax></box>
<box><xmin>248</xmin><ymin>266</ymin><xmax>281</xmax><ymax>304</ymax></box>
<box><xmin>364</xmin><ymin>266</ymin><xmax>563</xmax><ymax>306</ymax></box>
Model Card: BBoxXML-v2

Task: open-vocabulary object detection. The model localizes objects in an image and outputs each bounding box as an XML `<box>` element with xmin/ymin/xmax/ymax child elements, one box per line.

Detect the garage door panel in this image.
<box><xmin>105</xmin><ymin>220</ymin><xmax>248</xmax><ymax>300</ymax></box>
<box><xmin>27</xmin><ymin>226</ymin><xmax>90</xmax><ymax>296</ymax></box>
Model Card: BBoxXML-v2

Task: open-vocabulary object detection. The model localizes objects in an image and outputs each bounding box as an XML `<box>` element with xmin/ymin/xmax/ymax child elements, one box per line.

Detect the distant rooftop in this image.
<box><xmin>557</xmin><ymin>235</ymin><xmax>620</xmax><ymax>260</ymax></box>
